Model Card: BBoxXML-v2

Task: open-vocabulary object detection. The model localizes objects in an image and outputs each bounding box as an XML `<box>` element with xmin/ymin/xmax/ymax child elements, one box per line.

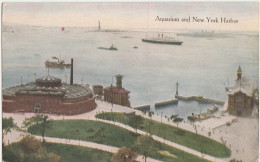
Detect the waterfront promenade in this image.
<box><xmin>3</xmin><ymin>100</ymin><xmax>258</xmax><ymax>162</ymax></box>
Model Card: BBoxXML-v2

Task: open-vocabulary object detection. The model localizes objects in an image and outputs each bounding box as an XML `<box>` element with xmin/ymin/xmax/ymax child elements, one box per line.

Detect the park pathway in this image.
<box><xmin>33</xmin><ymin>135</ymin><xmax>161</xmax><ymax>162</ymax></box>
<box><xmin>94</xmin><ymin>118</ymin><xmax>226</xmax><ymax>162</ymax></box>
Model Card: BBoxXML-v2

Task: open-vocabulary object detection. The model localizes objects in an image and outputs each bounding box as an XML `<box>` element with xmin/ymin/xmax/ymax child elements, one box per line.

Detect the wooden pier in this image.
<box><xmin>154</xmin><ymin>99</ymin><xmax>178</xmax><ymax>108</ymax></box>
<box><xmin>175</xmin><ymin>95</ymin><xmax>225</xmax><ymax>106</ymax></box>
<box><xmin>133</xmin><ymin>105</ymin><xmax>150</xmax><ymax>111</ymax></box>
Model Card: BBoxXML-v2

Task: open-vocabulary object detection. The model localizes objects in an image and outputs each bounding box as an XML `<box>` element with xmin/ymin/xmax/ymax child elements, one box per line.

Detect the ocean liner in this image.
<box><xmin>142</xmin><ymin>34</ymin><xmax>183</xmax><ymax>45</ymax></box>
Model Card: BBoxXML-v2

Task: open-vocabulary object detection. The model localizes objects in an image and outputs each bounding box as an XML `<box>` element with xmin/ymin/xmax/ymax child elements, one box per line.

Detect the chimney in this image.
<box><xmin>70</xmin><ymin>58</ymin><xmax>73</xmax><ymax>85</ymax></box>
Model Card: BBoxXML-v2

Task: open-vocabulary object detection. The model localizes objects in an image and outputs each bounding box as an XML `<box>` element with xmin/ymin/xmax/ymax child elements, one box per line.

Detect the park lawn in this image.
<box><xmin>95</xmin><ymin>112</ymin><xmax>231</xmax><ymax>158</ymax></box>
<box><xmin>29</xmin><ymin>119</ymin><xmax>138</xmax><ymax>148</ymax></box>
<box><xmin>43</xmin><ymin>143</ymin><xmax>112</xmax><ymax>162</ymax></box>
<box><xmin>28</xmin><ymin>119</ymin><xmax>208</xmax><ymax>162</ymax></box>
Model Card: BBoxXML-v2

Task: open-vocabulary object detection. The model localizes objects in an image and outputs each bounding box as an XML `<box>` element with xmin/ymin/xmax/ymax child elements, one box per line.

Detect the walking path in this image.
<box><xmin>3</xmin><ymin>130</ymin><xmax>160</xmax><ymax>162</ymax></box>
<box><xmin>95</xmin><ymin>118</ymin><xmax>225</xmax><ymax>162</ymax></box>
<box><xmin>33</xmin><ymin>135</ymin><xmax>161</xmax><ymax>162</ymax></box>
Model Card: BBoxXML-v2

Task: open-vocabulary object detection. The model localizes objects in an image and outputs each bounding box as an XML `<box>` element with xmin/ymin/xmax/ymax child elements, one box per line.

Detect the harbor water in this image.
<box><xmin>2</xmin><ymin>26</ymin><xmax>259</xmax><ymax>118</ymax></box>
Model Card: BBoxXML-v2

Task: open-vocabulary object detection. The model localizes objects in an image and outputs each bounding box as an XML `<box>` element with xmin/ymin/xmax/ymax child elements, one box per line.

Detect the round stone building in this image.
<box><xmin>2</xmin><ymin>75</ymin><xmax>97</xmax><ymax>115</ymax></box>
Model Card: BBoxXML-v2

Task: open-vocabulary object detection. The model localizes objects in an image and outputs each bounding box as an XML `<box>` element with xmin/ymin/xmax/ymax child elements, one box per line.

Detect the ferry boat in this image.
<box><xmin>45</xmin><ymin>57</ymin><xmax>71</xmax><ymax>68</ymax></box>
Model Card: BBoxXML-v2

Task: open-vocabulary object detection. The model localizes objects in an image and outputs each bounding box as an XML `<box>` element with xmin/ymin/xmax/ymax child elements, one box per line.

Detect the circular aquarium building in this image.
<box><xmin>2</xmin><ymin>75</ymin><xmax>97</xmax><ymax>115</ymax></box>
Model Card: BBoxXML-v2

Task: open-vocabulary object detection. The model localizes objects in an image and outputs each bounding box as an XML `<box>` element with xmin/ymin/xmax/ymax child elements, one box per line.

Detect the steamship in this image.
<box><xmin>45</xmin><ymin>57</ymin><xmax>71</xmax><ymax>68</ymax></box>
<box><xmin>142</xmin><ymin>35</ymin><xmax>183</xmax><ymax>45</ymax></box>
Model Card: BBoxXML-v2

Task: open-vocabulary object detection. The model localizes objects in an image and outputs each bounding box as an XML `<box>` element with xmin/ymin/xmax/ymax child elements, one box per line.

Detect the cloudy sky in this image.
<box><xmin>2</xmin><ymin>2</ymin><xmax>259</xmax><ymax>31</ymax></box>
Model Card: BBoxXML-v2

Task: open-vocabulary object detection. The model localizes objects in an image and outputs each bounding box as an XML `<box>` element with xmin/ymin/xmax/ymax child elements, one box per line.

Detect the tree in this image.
<box><xmin>112</xmin><ymin>147</ymin><xmax>138</xmax><ymax>162</ymax></box>
<box><xmin>173</xmin><ymin>117</ymin><xmax>183</xmax><ymax>128</ymax></box>
<box><xmin>3</xmin><ymin>135</ymin><xmax>60</xmax><ymax>162</ymax></box>
<box><xmin>23</xmin><ymin>114</ymin><xmax>52</xmax><ymax>142</ymax></box>
<box><xmin>229</xmin><ymin>158</ymin><xmax>242</xmax><ymax>162</ymax></box>
<box><xmin>173</xmin><ymin>117</ymin><xmax>184</xmax><ymax>136</ymax></box>
<box><xmin>148</xmin><ymin>111</ymin><xmax>154</xmax><ymax>118</ymax></box>
<box><xmin>2</xmin><ymin>117</ymin><xmax>15</xmax><ymax>143</ymax></box>
<box><xmin>133</xmin><ymin>135</ymin><xmax>157</xmax><ymax>162</ymax></box>
<box><xmin>128</xmin><ymin>115</ymin><xmax>144</xmax><ymax>134</ymax></box>
<box><xmin>170</xmin><ymin>114</ymin><xmax>178</xmax><ymax>120</ymax></box>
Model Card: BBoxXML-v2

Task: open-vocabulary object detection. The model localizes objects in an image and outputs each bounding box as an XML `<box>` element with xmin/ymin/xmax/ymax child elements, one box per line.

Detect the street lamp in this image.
<box><xmin>76</xmin><ymin>129</ymin><xmax>80</xmax><ymax>146</ymax></box>
<box><xmin>161</xmin><ymin>112</ymin><xmax>163</xmax><ymax>123</ymax></box>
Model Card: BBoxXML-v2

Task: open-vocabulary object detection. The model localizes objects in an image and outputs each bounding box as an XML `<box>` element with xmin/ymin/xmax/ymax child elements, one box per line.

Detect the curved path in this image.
<box><xmin>34</xmin><ymin>135</ymin><xmax>161</xmax><ymax>162</ymax></box>
<box><xmin>3</xmin><ymin>130</ymin><xmax>160</xmax><ymax>162</ymax></box>
<box><xmin>95</xmin><ymin>118</ymin><xmax>225</xmax><ymax>162</ymax></box>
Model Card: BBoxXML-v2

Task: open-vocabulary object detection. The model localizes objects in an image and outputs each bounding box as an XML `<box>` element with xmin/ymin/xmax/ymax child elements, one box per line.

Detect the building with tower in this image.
<box><xmin>2</xmin><ymin>58</ymin><xmax>97</xmax><ymax>115</ymax></box>
<box><xmin>227</xmin><ymin>66</ymin><xmax>254</xmax><ymax>117</ymax></box>
<box><xmin>93</xmin><ymin>85</ymin><xmax>103</xmax><ymax>96</ymax></box>
<box><xmin>103</xmin><ymin>74</ymin><xmax>131</xmax><ymax>107</ymax></box>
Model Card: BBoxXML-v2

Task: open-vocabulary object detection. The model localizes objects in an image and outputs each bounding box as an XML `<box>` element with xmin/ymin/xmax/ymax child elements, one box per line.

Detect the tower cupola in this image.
<box><xmin>237</xmin><ymin>65</ymin><xmax>242</xmax><ymax>80</ymax></box>
<box><xmin>115</xmin><ymin>74</ymin><xmax>123</xmax><ymax>89</ymax></box>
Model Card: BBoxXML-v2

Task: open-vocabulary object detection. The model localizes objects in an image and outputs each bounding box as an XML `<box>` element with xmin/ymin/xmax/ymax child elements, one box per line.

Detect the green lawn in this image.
<box><xmin>43</xmin><ymin>143</ymin><xmax>112</xmax><ymax>162</ymax></box>
<box><xmin>95</xmin><ymin>112</ymin><xmax>231</xmax><ymax>158</ymax></box>
<box><xmin>28</xmin><ymin>119</ymin><xmax>208</xmax><ymax>162</ymax></box>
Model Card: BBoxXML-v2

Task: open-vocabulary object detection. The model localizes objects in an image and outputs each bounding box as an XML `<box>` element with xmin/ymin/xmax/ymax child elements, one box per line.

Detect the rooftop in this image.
<box><xmin>3</xmin><ymin>82</ymin><xmax>93</xmax><ymax>98</ymax></box>
<box><xmin>104</xmin><ymin>86</ymin><xmax>130</xmax><ymax>94</ymax></box>
<box><xmin>36</xmin><ymin>75</ymin><xmax>62</xmax><ymax>87</ymax></box>
<box><xmin>229</xmin><ymin>77</ymin><xmax>254</xmax><ymax>96</ymax></box>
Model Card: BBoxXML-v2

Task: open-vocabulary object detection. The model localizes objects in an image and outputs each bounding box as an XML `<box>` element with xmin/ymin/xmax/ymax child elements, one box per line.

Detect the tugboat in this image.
<box><xmin>142</xmin><ymin>34</ymin><xmax>183</xmax><ymax>45</ymax></box>
<box><xmin>121</xmin><ymin>36</ymin><xmax>132</xmax><ymax>38</ymax></box>
<box><xmin>133</xmin><ymin>45</ymin><xmax>138</xmax><ymax>49</ymax></box>
<box><xmin>98</xmin><ymin>44</ymin><xmax>118</xmax><ymax>50</ymax></box>
<box><xmin>45</xmin><ymin>56</ymin><xmax>71</xmax><ymax>68</ymax></box>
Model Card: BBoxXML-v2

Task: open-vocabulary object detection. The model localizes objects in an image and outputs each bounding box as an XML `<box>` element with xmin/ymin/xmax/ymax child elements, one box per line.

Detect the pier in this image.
<box><xmin>154</xmin><ymin>99</ymin><xmax>178</xmax><ymax>108</ymax></box>
<box><xmin>175</xmin><ymin>95</ymin><xmax>225</xmax><ymax>106</ymax></box>
<box><xmin>133</xmin><ymin>105</ymin><xmax>150</xmax><ymax>111</ymax></box>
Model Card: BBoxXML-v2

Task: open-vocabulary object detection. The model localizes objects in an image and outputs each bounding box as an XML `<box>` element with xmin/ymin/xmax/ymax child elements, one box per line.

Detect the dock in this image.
<box><xmin>133</xmin><ymin>105</ymin><xmax>150</xmax><ymax>111</ymax></box>
<box><xmin>175</xmin><ymin>95</ymin><xmax>224</xmax><ymax>106</ymax></box>
<box><xmin>155</xmin><ymin>99</ymin><xmax>178</xmax><ymax>108</ymax></box>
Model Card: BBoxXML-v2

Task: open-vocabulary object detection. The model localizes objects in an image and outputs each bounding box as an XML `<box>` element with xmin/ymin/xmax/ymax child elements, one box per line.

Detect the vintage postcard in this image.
<box><xmin>2</xmin><ymin>2</ymin><xmax>259</xmax><ymax>162</ymax></box>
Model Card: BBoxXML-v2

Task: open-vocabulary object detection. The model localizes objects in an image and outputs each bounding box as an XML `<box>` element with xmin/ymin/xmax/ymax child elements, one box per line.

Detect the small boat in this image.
<box><xmin>98</xmin><ymin>44</ymin><xmax>118</xmax><ymax>50</ymax></box>
<box><xmin>133</xmin><ymin>45</ymin><xmax>138</xmax><ymax>49</ymax></box>
<box><xmin>121</xmin><ymin>36</ymin><xmax>132</xmax><ymax>38</ymax></box>
<box><xmin>225</xmin><ymin>87</ymin><xmax>233</xmax><ymax>91</ymax></box>
<box><xmin>45</xmin><ymin>56</ymin><xmax>71</xmax><ymax>68</ymax></box>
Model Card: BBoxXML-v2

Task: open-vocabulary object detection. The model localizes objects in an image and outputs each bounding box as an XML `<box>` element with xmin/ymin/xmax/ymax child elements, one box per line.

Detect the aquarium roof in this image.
<box><xmin>3</xmin><ymin>82</ymin><xmax>93</xmax><ymax>99</ymax></box>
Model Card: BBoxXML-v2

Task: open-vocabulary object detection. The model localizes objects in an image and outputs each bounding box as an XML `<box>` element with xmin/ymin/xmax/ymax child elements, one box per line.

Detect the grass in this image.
<box><xmin>29</xmin><ymin>120</ymin><xmax>137</xmax><ymax>148</ymax></box>
<box><xmin>28</xmin><ymin>119</ymin><xmax>209</xmax><ymax>162</ymax></box>
<box><xmin>95</xmin><ymin>112</ymin><xmax>231</xmax><ymax>158</ymax></box>
<box><xmin>43</xmin><ymin>143</ymin><xmax>112</xmax><ymax>162</ymax></box>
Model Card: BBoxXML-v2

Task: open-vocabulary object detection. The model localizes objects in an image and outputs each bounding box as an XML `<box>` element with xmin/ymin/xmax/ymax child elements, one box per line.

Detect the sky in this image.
<box><xmin>2</xmin><ymin>2</ymin><xmax>259</xmax><ymax>31</ymax></box>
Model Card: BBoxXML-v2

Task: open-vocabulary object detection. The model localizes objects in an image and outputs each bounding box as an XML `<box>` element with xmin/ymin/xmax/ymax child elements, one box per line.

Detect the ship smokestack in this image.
<box><xmin>70</xmin><ymin>58</ymin><xmax>73</xmax><ymax>85</ymax></box>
